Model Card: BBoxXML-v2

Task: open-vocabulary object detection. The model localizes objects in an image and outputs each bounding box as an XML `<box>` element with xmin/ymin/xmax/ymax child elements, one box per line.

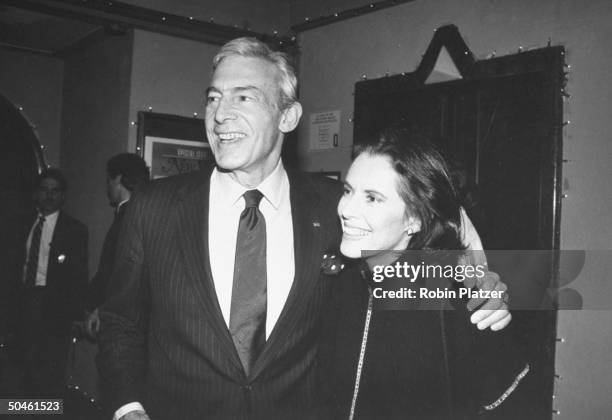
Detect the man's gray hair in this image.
<box><xmin>212</xmin><ymin>37</ymin><xmax>298</xmax><ymax>110</ymax></box>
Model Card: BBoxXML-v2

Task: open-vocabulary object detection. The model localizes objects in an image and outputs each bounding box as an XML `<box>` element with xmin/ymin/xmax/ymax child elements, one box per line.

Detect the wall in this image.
<box><xmin>55</xmin><ymin>28</ymin><xmax>218</xmax><ymax>278</ymax></box>
<box><xmin>60</xmin><ymin>32</ymin><xmax>134</xmax><ymax>272</ymax></box>
<box><xmin>127</xmin><ymin>30</ymin><xmax>220</xmax><ymax>151</ymax></box>
<box><xmin>297</xmin><ymin>0</ymin><xmax>612</xmax><ymax>417</ymax></box>
<box><xmin>0</xmin><ymin>49</ymin><xmax>64</xmax><ymax>166</ymax></box>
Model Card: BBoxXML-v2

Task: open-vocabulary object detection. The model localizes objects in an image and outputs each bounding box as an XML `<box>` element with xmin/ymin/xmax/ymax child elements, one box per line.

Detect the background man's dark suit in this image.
<box><xmin>84</xmin><ymin>152</ymin><xmax>150</xmax><ymax>339</ymax></box>
<box><xmin>3</xmin><ymin>210</ymin><xmax>88</xmax><ymax>396</ymax></box>
<box><xmin>98</xmin><ymin>165</ymin><xmax>341</xmax><ymax>419</ymax></box>
<box><xmin>87</xmin><ymin>204</ymin><xmax>127</xmax><ymax>312</ymax></box>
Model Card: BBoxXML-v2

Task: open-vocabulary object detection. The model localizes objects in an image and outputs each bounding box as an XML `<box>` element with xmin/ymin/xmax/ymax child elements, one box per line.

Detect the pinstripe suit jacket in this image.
<box><xmin>98</xmin><ymin>164</ymin><xmax>342</xmax><ymax>420</ymax></box>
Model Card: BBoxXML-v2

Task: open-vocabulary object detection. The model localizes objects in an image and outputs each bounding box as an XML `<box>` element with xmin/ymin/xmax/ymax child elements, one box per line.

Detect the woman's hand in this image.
<box><xmin>467</xmin><ymin>270</ymin><xmax>512</xmax><ymax>331</ymax></box>
<box><xmin>471</xmin><ymin>308</ymin><xmax>512</xmax><ymax>331</ymax></box>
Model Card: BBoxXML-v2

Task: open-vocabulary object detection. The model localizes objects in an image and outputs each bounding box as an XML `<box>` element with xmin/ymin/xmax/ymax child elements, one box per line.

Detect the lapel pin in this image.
<box><xmin>321</xmin><ymin>253</ymin><xmax>344</xmax><ymax>275</ymax></box>
<box><xmin>57</xmin><ymin>254</ymin><xmax>66</xmax><ymax>263</ymax></box>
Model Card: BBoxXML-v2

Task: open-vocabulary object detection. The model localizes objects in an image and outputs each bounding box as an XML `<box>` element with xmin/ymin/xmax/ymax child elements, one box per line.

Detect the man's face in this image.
<box><xmin>205</xmin><ymin>56</ymin><xmax>287</xmax><ymax>180</ymax></box>
<box><xmin>35</xmin><ymin>177</ymin><xmax>64</xmax><ymax>215</ymax></box>
<box><xmin>106</xmin><ymin>174</ymin><xmax>123</xmax><ymax>207</ymax></box>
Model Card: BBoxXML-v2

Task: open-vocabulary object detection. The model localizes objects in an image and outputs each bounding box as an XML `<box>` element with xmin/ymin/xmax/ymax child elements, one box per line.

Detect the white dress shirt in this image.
<box><xmin>209</xmin><ymin>161</ymin><xmax>295</xmax><ymax>338</ymax></box>
<box><xmin>115</xmin><ymin>198</ymin><xmax>129</xmax><ymax>214</ymax></box>
<box><xmin>24</xmin><ymin>210</ymin><xmax>59</xmax><ymax>286</ymax></box>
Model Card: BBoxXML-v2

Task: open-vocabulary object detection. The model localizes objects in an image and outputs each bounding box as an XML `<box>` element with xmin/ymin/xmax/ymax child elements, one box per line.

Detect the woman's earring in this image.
<box><xmin>406</xmin><ymin>227</ymin><xmax>414</xmax><ymax>236</ymax></box>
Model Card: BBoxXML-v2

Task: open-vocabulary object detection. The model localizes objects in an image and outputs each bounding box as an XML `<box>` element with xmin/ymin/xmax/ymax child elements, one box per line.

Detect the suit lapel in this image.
<box><xmin>18</xmin><ymin>212</ymin><xmax>37</xmax><ymax>269</ymax></box>
<box><xmin>174</xmin><ymin>167</ymin><xmax>244</xmax><ymax>375</ymax></box>
<box><xmin>21</xmin><ymin>212</ymin><xmax>37</xmax><ymax>247</ymax></box>
<box><xmin>51</xmin><ymin>211</ymin><xmax>66</xmax><ymax>244</ymax></box>
<box><xmin>50</xmin><ymin>211</ymin><xmax>74</xmax><ymax>251</ymax></box>
<box><xmin>251</xmin><ymin>171</ymin><xmax>324</xmax><ymax>378</ymax></box>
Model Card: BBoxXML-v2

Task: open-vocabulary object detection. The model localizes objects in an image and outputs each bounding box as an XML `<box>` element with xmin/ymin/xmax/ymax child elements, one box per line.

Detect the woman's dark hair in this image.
<box><xmin>353</xmin><ymin>129</ymin><xmax>464</xmax><ymax>250</ymax></box>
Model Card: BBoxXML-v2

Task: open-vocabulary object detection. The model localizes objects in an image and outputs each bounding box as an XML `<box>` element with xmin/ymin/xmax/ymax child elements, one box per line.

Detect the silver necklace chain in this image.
<box><xmin>349</xmin><ymin>288</ymin><xmax>374</xmax><ymax>420</ymax></box>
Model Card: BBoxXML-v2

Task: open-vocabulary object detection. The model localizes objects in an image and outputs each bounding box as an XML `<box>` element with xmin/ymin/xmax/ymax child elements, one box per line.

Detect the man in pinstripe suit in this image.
<box><xmin>98</xmin><ymin>38</ymin><xmax>508</xmax><ymax>420</ymax></box>
<box><xmin>98</xmin><ymin>37</ymin><xmax>342</xmax><ymax>420</ymax></box>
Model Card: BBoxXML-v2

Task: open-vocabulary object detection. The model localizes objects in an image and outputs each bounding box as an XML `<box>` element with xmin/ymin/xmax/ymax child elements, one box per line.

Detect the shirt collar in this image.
<box><xmin>37</xmin><ymin>209</ymin><xmax>59</xmax><ymax>222</ymax></box>
<box><xmin>257</xmin><ymin>160</ymin><xmax>285</xmax><ymax>210</ymax></box>
<box><xmin>116</xmin><ymin>199</ymin><xmax>129</xmax><ymax>214</ymax></box>
<box><xmin>211</xmin><ymin>160</ymin><xmax>287</xmax><ymax>210</ymax></box>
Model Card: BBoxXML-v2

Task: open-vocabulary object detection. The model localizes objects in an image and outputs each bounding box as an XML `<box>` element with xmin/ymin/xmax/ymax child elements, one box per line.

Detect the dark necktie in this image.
<box><xmin>24</xmin><ymin>216</ymin><xmax>45</xmax><ymax>287</ymax></box>
<box><xmin>229</xmin><ymin>189</ymin><xmax>267</xmax><ymax>376</ymax></box>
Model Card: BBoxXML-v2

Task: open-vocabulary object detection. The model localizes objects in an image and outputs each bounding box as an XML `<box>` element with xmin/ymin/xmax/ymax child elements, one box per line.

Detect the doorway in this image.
<box><xmin>354</xmin><ymin>25</ymin><xmax>564</xmax><ymax>418</ymax></box>
<box><xmin>0</xmin><ymin>94</ymin><xmax>46</xmax><ymax>221</ymax></box>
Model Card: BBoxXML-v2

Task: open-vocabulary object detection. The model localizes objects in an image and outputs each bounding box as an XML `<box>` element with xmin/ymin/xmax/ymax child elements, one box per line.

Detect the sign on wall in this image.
<box><xmin>309</xmin><ymin>110</ymin><xmax>341</xmax><ymax>150</ymax></box>
<box><xmin>144</xmin><ymin>136</ymin><xmax>212</xmax><ymax>179</ymax></box>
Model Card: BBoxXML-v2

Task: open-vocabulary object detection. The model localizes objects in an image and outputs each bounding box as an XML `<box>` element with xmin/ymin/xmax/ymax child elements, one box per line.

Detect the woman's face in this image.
<box><xmin>338</xmin><ymin>153</ymin><xmax>417</xmax><ymax>264</ymax></box>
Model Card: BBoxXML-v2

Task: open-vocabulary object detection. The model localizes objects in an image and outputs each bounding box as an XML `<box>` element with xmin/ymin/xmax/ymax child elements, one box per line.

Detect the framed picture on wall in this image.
<box><xmin>143</xmin><ymin>136</ymin><xmax>212</xmax><ymax>179</ymax></box>
<box><xmin>137</xmin><ymin>111</ymin><xmax>211</xmax><ymax>179</ymax></box>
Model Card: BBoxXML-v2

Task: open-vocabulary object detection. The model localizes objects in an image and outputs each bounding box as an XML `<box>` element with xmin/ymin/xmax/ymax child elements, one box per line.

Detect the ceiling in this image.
<box><xmin>0</xmin><ymin>0</ymin><xmax>413</xmax><ymax>56</ymax></box>
<box><xmin>0</xmin><ymin>6</ymin><xmax>101</xmax><ymax>55</ymax></box>
<box><xmin>0</xmin><ymin>0</ymin><xmax>292</xmax><ymax>55</ymax></box>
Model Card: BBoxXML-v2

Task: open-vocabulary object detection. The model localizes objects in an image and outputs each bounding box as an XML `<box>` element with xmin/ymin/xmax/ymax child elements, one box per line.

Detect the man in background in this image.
<box><xmin>85</xmin><ymin>154</ymin><xmax>149</xmax><ymax>339</ymax></box>
<box><xmin>3</xmin><ymin>169</ymin><xmax>88</xmax><ymax>397</ymax></box>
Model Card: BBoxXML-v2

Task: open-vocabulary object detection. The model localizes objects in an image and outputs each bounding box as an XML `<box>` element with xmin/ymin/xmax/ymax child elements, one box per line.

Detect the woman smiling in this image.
<box><xmin>317</xmin><ymin>129</ymin><xmax>531</xmax><ymax>419</ymax></box>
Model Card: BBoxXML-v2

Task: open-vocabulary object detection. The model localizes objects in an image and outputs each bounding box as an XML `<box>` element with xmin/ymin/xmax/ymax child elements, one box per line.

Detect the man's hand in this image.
<box><xmin>85</xmin><ymin>308</ymin><xmax>100</xmax><ymax>338</ymax></box>
<box><xmin>120</xmin><ymin>410</ymin><xmax>150</xmax><ymax>420</ymax></box>
<box><xmin>467</xmin><ymin>270</ymin><xmax>512</xmax><ymax>331</ymax></box>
